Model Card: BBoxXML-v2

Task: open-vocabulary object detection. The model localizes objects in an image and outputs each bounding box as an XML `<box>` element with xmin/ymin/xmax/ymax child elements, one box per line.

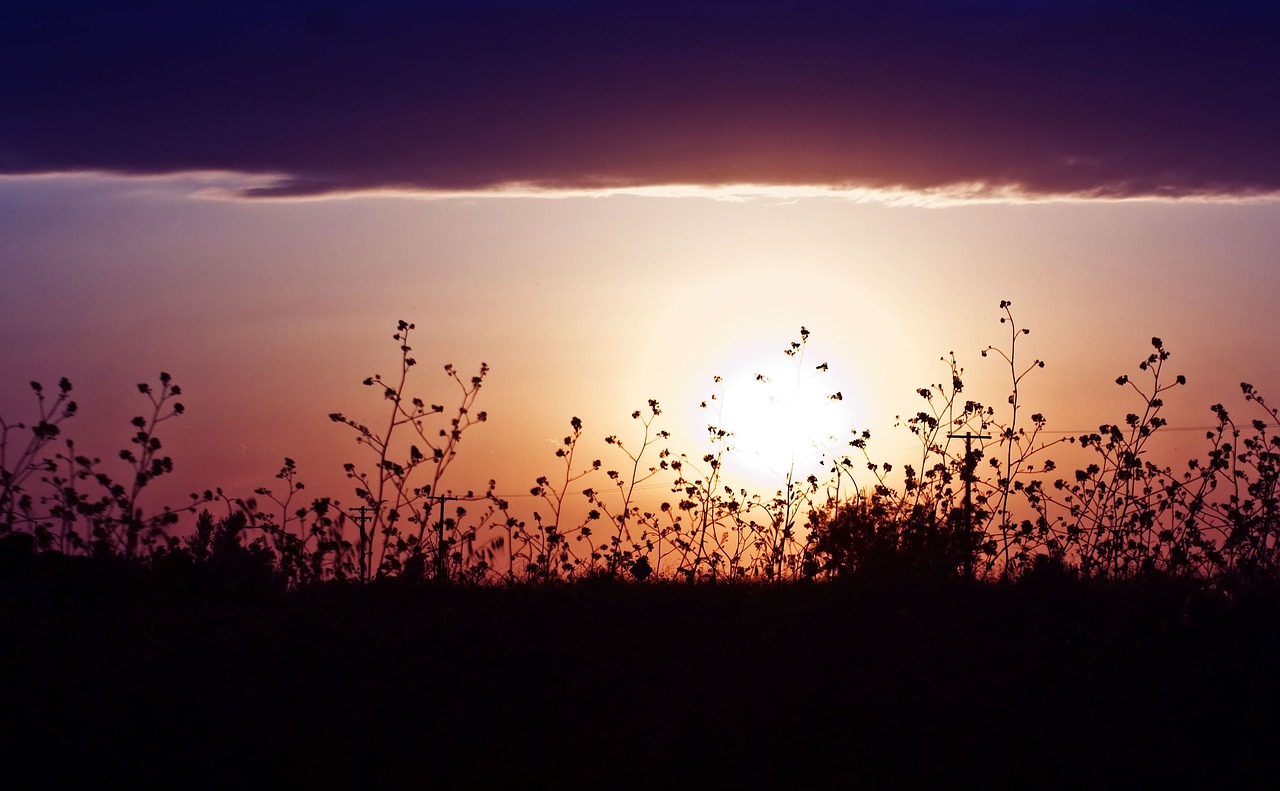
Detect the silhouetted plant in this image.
<box><xmin>665</xmin><ymin>376</ymin><xmax>738</xmax><ymax>580</ymax></box>
<box><xmin>1182</xmin><ymin>382</ymin><xmax>1280</xmax><ymax>579</ymax></box>
<box><xmin>827</xmin><ymin>351</ymin><xmax>992</xmax><ymax>578</ymax></box>
<box><xmin>0</xmin><ymin>378</ymin><xmax>77</xmax><ymax>541</ymax></box>
<box><xmin>242</xmin><ymin>458</ymin><xmax>352</xmax><ymax>585</ymax></box>
<box><xmin>329</xmin><ymin>320</ymin><xmax>489</xmax><ymax>582</ymax></box>
<box><xmin>1036</xmin><ymin>337</ymin><xmax>1188</xmax><ymax>576</ymax></box>
<box><xmin>517</xmin><ymin>416</ymin><xmax>606</xmax><ymax>580</ymax></box>
<box><xmin>593</xmin><ymin>400</ymin><xmax>670</xmax><ymax>577</ymax></box>
<box><xmin>746</xmin><ymin>327</ymin><xmax>846</xmax><ymax>579</ymax></box>
<box><xmin>979</xmin><ymin>301</ymin><xmax>1069</xmax><ymax>575</ymax></box>
<box><xmin>115</xmin><ymin>372</ymin><xmax>187</xmax><ymax>558</ymax></box>
<box><xmin>748</xmin><ymin>471</ymin><xmax>826</xmax><ymax>580</ymax></box>
<box><xmin>649</xmin><ymin>329</ymin><xmax>848</xmax><ymax>582</ymax></box>
<box><xmin>2</xmin><ymin>373</ymin><xmax>204</xmax><ymax>558</ymax></box>
<box><xmin>808</xmin><ymin>303</ymin><xmax>1070</xmax><ymax>579</ymax></box>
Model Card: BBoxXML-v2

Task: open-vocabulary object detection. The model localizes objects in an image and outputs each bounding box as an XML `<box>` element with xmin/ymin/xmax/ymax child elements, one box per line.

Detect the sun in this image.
<box><xmin>716</xmin><ymin>353</ymin><xmax>853</xmax><ymax>484</ymax></box>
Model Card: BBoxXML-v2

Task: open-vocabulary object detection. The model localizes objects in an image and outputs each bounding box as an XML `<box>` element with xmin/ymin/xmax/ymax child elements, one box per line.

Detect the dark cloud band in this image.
<box><xmin>3</xmin><ymin>1</ymin><xmax>1276</xmax><ymax>198</ymax></box>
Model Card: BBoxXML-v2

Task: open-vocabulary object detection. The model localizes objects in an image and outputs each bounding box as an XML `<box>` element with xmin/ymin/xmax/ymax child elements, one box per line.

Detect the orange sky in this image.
<box><xmin>3</xmin><ymin>173</ymin><xmax>1278</xmax><ymax>534</ymax></box>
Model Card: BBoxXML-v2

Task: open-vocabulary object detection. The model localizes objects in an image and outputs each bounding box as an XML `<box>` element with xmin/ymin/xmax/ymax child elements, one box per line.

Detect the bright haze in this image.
<box><xmin>2</xmin><ymin>0</ymin><xmax>1278</xmax><ymax>509</ymax></box>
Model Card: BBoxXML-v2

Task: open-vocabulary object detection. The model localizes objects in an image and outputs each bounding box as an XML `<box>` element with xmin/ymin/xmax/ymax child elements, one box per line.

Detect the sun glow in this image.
<box><xmin>716</xmin><ymin>344</ymin><xmax>855</xmax><ymax>487</ymax></box>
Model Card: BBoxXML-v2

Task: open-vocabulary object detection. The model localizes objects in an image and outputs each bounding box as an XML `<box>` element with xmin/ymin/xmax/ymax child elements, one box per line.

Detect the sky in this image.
<box><xmin>3</xmin><ymin>0</ymin><xmax>1279</xmax><ymax>527</ymax></box>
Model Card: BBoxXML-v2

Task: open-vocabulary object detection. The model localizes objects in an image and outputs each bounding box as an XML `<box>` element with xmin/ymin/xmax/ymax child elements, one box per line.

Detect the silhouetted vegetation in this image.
<box><xmin>4</xmin><ymin>302</ymin><xmax>1280</xmax><ymax>588</ymax></box>
<box><xmin>5</xmin><ymin>302</ymin><xmax>1280</xmax><ymax>784</ymax></box>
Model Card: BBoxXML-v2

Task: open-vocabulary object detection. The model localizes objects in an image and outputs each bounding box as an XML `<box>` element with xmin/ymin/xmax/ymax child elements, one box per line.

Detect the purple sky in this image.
<box><xmin>4</xmin><ymin>0</ymin><xmax>1278</xmax><ymax>198</ymax></box>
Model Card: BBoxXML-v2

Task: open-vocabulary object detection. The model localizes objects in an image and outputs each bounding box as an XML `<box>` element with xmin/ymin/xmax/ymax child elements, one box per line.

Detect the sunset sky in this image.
<box><xmin>3</xmin><ymin>1</ymin><xmax>1279</xmax><ymax>519</ymax></box>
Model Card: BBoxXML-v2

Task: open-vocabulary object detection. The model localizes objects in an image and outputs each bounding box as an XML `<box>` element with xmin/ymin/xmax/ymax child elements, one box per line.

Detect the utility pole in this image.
<box><xmin>430</xmin><ymin>494</ymin><xmax>459</xmax><ymax>583</ymax></box>
<box><xmin>948</xmin><ymin>431</ymin><xmax>990</xmax><ymax>579</ymax></box>
<box><xmin>349</xmin><ymin>505</ymin><xmax>378</xmax><ymax>581</ymax></box>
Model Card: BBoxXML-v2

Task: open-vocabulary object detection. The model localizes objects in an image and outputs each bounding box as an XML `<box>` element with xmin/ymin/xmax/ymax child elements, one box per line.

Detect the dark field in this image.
<box><xmin>3</xmin><ymin>554</ymin><xmax>1279</xmax><ymax>789</ymax></box>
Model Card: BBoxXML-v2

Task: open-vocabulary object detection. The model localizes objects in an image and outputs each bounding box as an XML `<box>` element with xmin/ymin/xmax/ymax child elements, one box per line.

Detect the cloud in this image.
<box><xmin>3</xmin><ymin>0</ymin><xmax>1278</xmax><ymax>199</ymax></box>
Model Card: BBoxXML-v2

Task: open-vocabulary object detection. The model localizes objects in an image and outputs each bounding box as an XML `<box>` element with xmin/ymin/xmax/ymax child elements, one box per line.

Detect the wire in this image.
<box><xmin>1031</xmin><ymin>426</ymin><xmax>1220</xmax><ymax>435</ymax></box>
<box><xmin>453</xmin><ymin>479</ymin><xmax>679</xmax><ymax>502</ymax></box>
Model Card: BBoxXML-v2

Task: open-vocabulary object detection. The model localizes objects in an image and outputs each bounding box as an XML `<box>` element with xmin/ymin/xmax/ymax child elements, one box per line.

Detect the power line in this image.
<box><xmin>1033</xmin><ymin>426</ymin><xmax>1221</xmax><ymax>434</ymax></box>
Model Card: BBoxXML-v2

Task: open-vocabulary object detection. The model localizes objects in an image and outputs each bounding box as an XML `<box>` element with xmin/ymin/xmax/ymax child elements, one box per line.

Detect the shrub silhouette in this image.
<box><xmin>150</xmin><ymin>510</ymin><xmax>284</xmax><ymax>595</ymax></box>
<box><xmin>807</xmin><ymin>493</ymin><xmax>971</xmax><ymax>580</ymax></box>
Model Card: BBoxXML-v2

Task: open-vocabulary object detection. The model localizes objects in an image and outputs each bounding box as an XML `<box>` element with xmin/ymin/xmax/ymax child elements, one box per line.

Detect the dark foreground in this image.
<box><xmin>3</xmin><ymin>558</ymin><xmax>1279</xmax><ymax>788</ymax></box>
